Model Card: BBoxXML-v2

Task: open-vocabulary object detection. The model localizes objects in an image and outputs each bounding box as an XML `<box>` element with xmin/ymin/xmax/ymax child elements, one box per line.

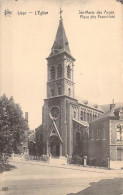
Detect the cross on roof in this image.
<box><xmin>59</xmin><ymin>7</ymin><xmax>63</xmax><ymax>20</ymax></box>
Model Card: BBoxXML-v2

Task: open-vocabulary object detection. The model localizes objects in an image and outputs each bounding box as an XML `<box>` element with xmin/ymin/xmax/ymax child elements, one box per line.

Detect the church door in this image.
<box><xmin>49</xmin><ymin>136</ymin><xmax>60</xmax><ymax>157</ymax></box>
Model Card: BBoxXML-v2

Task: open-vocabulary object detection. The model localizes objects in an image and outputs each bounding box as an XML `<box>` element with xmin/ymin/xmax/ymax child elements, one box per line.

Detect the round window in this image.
<box><xmin>49</xmin><ymin>106</ymin><xmax>60</xmax><ymax>120</ymax></box>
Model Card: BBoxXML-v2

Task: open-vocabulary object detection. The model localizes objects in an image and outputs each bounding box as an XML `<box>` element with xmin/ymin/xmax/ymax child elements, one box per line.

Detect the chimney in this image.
<box><xmin>110</xmin><ymin>99</ymin><xmax>115</xmax><ymax>110</ymax></box>
<box><xmin>25</xmin><ymin>112</ymin><xmax>28</xmax><ymax>123</ymax></box>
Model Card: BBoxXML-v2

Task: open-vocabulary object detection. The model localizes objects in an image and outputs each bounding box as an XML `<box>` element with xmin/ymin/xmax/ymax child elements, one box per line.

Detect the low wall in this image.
<box><xmin>110</xmin><ymin>161</ymin><xmax>123</xmax><ymax>169</ymax></box>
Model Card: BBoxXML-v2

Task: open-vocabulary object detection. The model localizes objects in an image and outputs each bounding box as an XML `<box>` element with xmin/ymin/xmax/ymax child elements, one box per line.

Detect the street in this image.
<box><xmin>0</xmin><ymin>158</ymin><xmax>123</xmax><ymax>195</ymax></box>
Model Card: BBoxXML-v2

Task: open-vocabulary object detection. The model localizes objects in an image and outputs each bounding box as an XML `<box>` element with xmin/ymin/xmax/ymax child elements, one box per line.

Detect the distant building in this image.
<box><xmin>28</xmin><ymin>130</ymin><xmax>36</xmax><ymax>156</ymax></box>
<box><xmin>19</xmin><ymin>112</ymin><xmax>29</xmax><ymax>154</ymax></box>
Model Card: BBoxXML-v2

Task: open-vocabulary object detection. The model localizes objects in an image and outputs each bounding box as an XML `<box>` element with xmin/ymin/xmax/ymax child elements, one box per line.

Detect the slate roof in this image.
<box><xmin>48</xmin><ymin>18</ymin><xmax>73</xmax><ymax>58</ymax></box>
<box><xmin>100</xmin><ymin>102</ymin><xmax>123</xmax><ymax>113</ymax></box>
<box><xmin>73</xmin><ymin>118</ymin><xmax>89</xmax><ymax>127</ymax></box>
<box><xmin>76</xmin><ymin>96</ymin><xmax>104</xmax><ymax>112</ymax></box>
<box><xmin>90</xmin><ymin>103</ymin><xmax>123</xmax><ymax>122</ymax></box>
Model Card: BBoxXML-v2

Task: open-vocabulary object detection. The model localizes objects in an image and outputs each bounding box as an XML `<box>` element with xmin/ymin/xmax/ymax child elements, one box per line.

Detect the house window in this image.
<box><xmin>96</xmin><ymin>129</ymin><xmax>100</xmax><ymax>139</ymax></box>
<box><xmin>68</xmin><ymin>88</ymin><xmax>71</xmax><ymax>96</ymax></box>
<box><xmin>51</xmin><ymin>89</ymin><xmax>55</xmax><ymax>96</ymax></box>
<box><xmin>117</xmin><ymin>131</ymin><xmax>121</xmax><ymax>141</ymax></box>
<box><xmin>117</xmin><ymin>125</ymin><xmax>123</xmax><ymax>142</ymax></box>
<box><xmin>57</xmin><ymin>64</ymin><xmax>62</xmax><ymax>78</ymax></box>
<box><xmin>80</xmin><ymin>111</ymin><xmax>83</xmax><ymax>121</ymax></box>
<box><xmin>50</xmin><ymin>66</ymin><xmax>55</xmax><ymax>80</ymax></box>
<box><xmin>102</xmin><ymin>128</ymin><xmax>106</xmax><ymax>139</ymax></box>
<box><xmin>76</xmin><ymin>132</ymin><xmax>81</xmax><ymax>146</ymax></box>
<box><xmin>67</xmin><ymin>65</ymin><xmax>71</xmax><ymax>79</ymax></box>
<box><xmin>58</xmin><ymin>87</ymin><xmax>61</xmax><ymax>95</ymax></box>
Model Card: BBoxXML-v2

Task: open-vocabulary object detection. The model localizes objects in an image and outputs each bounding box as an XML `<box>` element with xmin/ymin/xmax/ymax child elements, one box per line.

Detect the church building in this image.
<box><xmin>35</xmin><ymin>12</ymin><xmax>104</xmax><ymax>158</ymax></box>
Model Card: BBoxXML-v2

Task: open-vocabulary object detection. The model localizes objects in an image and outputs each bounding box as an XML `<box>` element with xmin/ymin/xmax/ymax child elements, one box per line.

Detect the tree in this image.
<box><xmin>0</xmin><ymin>94</ymin><xmax>28</xmax><ymax>155</ymax></box>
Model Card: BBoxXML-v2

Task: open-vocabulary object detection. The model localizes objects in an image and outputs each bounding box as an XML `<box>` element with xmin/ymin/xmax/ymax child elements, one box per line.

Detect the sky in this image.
<box><xmin>0</xmin><ymin>0</ymin><xmax>123</xmax><ymax>129</ymax></box>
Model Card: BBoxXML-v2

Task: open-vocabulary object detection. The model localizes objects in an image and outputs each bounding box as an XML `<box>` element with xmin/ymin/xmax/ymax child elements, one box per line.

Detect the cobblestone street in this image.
<box><xmin>0</xmin><ymin>158</ymin><xmax>123</xmax><ymax>195</ymax></box>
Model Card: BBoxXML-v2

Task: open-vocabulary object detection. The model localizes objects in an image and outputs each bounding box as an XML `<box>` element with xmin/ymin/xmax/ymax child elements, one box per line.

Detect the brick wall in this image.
<box><xmin>88</xmin><ymin>119</ymin><xmax>109</xmax><ymax>164</ymax></box>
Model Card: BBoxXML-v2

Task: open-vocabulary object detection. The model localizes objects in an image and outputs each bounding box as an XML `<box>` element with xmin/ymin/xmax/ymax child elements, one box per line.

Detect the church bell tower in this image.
<box><xmin>42</xmin><ymin>9</ymin><xmax>76</xmax><ymax>157</ymax></box>
<box><xmin>46</xmin><ymin>9</ymin><xmax>75</xmax><ymax>99</ymax></box>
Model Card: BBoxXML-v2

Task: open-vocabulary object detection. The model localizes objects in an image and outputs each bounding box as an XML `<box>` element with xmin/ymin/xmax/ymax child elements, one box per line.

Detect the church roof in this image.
<box><xmin>76</xmin><ymin>96</ymin><xmax>104</xmax><ymax>112</ymax></box>
<box><xmin>73</xmin><ymin>119</ymin><xmax>89</xmax><ymax>127</ymax></box>
<box><xmin>48</xmin><ymin>18</ymin><xmax>72</xmax><ymax>58</ymax></box>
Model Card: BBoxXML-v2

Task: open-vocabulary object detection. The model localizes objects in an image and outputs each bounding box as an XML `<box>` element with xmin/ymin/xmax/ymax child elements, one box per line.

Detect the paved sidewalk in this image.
<box><xmin>1</xmin><ymin>157</ymin><xmax>123</xmax><ymax>195</ymax></box>
<box><xmin>8</xmin><ymin>157</ymin><xmax>123</xmax><ymax>175</ymax></box>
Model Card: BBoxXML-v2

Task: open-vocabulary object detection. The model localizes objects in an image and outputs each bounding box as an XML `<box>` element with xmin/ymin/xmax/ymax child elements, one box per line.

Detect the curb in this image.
<box><xmin>8</xmin><ymin>159</ymin><xmax>112</xmax><ymax>174</ymax></box>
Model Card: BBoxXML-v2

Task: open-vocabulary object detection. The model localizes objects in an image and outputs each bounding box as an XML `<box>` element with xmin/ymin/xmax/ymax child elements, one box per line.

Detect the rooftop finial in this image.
<box><xmin>59</xmin><ymin>7</ymin><xmax>63</xmax><ymax>21</ymax></box>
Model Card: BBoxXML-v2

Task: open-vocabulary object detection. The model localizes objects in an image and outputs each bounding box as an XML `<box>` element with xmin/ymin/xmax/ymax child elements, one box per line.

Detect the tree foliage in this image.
<box><xmin>0</xmin><ymin>94</ymin><xmax>28</xmax><ymax>154</ymax></box>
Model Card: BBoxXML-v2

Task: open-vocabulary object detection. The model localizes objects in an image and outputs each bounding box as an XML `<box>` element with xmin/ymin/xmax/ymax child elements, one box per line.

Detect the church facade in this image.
<box><xmin>37</xmin><ymin>15</ymin><xmax>104</xmax><ymax>157</ymax></box>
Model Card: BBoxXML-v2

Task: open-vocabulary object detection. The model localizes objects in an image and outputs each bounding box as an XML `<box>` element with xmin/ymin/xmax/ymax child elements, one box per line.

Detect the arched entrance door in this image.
<box><xmin>49</xmin><ymin>136</ymin><xmax>60</xmax><ymax>157</ymax></box>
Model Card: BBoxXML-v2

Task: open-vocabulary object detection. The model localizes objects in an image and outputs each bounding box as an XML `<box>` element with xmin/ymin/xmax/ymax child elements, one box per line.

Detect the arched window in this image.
<box><xmin>68</xmin><ymin>88</ymin><xmax>71</xmax><ymax>96</ymax></box>
<box><xmin>103</xmin><ymin>128</ymin><xmax>105</xmax><ymax>139</ymax></box>
<box><xmin>67</xmin><ymin>65</ymin><xmax>71</xmax><ymax>79</ymax></box>
<box><xmin>93</xmin><ymin>114</ymin><xmax>95</xmax><ymax>120</ymax></box>
<box><xmin>76</xmin><ymin>132</ymin><xmax>81</xmax><ymax>146</ymax></box>
<box><xmin>51</xmin><ymin>89</ymin><xmax>55</xmax><ymax>96</ymax></box>
<box><xmin>83</xmin><ymin>111</ymin><xmax>86</xmax><ymax>121</ymax></box>
<box><xmin>58</xmin><ymin>87</ymin><xmax>61</xmax><ymax>95</ymax></box>
<box><xmin>96</xmin><ymin>129</ymin><xmax>100</xmax><ymax>139</ymax></box>
<box><xmin>74</xmin><ymin>111</ymin><xmax>76</xmax><ymax>118</ymax></box>
<box><xmin>80</xmin><ymin>111</ymin><xmax>83</xmax><ymax>121</ymax></box>
<box><xmin>87</xmin><ymin>113</ymin><xmax>89</xmax><ymax>122</ymax></box>
<box><xmin>50</xmin><ymin>66</ymin><xmax>55</xmax><ymax>80</ymax></box>
<box><xmin>90</xmin><ymin>113</ymin><xmax>92</xmax><ymax>122</ymax></box>
<box><xmin>57</xmin><ymin>64</ymin><xmax>62</xmax><ymax>78</ymax></box>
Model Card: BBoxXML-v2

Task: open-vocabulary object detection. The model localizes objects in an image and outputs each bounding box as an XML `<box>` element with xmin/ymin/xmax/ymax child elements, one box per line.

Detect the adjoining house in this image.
<box><xmin>88</xmin><ymin>103</ymin><xmax>123</xmax><ymax>169</ymax></box>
